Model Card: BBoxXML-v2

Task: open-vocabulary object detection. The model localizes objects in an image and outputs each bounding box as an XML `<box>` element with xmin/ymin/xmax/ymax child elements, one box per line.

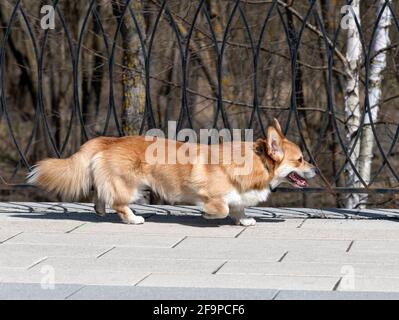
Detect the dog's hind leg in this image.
<box><xmin>93</xmin><ymin>191</ymin><xmax>106</xmax><ymax>217</ymax></box>
<box><xmin>112</xmin><ymin>204</ymin><xmax>144</xmax><ymax>225</ymax></box>
<box><xmin>202</xmin><ymin>199</ymin><xmax>229</xmax><ymax>220</ymax></box>
<box><xmin>229</xmin><ymin>205</ymin><xmax>256</xmax><ymax>226</ymax></box>
<box><xmin>110</xmin><ymin>187</ymin><xmax>145</xmax><ymax>224</ymax></box>
<box><xmin>91</xmin><ymin>156</ymin><xmax>144</xmax><ymax>224</ymax></box>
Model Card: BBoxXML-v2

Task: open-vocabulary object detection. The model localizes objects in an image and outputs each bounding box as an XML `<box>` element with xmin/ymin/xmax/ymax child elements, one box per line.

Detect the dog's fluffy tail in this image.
<box><xmin>27</xmin><ymin>147</ymin><xmax>94</xmax><ymax>201</ymax></box>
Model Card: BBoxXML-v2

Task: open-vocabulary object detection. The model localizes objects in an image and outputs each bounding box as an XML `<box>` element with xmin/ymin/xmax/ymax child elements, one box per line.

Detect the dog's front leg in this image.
<box><xmin>229</xmin><ymin>205</ymin><xmax>256</xmax><ymax>227</ymax></box>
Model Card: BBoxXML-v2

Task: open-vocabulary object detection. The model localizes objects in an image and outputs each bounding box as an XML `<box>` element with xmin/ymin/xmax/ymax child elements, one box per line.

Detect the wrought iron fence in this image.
<box><xmin>0</xmin><ymin>0</ymin><xmax>398</xmax><ymax>201</ymax></box>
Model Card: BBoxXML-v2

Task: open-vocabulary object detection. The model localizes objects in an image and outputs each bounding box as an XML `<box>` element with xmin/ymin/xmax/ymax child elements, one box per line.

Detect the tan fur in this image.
<box><xmin>27</xmin><ymin>120</ymin><xmax>317</xmax><ymax>225</ymax></box>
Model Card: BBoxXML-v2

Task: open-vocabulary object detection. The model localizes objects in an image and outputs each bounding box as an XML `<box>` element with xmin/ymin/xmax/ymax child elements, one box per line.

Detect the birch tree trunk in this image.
<box><xmin>112</xmin><ymin>0</ymin><xmax>147</xmax><ymax>135</ymax></box>
<box><xmin>358</xmin><ymin>0</ymin><xmax>392</xmax><ymax>208</ymax></box>
<box><xmin>344</xmin><ymin>0</ymin><xmax>362</xmax><ymax>209</ymax></box>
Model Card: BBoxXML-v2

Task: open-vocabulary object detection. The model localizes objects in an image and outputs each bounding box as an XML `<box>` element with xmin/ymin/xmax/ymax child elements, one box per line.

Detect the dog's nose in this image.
<box><xmin>313</xmin><ymin>167</ymin><xmax>320</xmax><ymax>175</ymax></box>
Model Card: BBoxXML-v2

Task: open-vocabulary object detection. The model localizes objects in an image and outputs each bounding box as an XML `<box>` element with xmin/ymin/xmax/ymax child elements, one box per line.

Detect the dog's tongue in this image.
<box><xmin>288</xmin><ymin>172</ymin><xmax>308</xmax><ymax>187</ymax></box>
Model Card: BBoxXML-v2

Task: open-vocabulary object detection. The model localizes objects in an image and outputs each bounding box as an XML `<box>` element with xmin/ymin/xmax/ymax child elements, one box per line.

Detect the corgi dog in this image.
<box><xmin>27</xmin><ymin>119</ymin><xmax>318</xmax><ymax>226</ymax></box>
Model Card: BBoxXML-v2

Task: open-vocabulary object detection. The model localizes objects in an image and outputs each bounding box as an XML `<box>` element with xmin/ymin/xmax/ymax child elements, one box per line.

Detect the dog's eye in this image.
<box><xmin>298</xmin><ymin>157</ymin><xmax>303</xmax><ymax>163</ymax></box>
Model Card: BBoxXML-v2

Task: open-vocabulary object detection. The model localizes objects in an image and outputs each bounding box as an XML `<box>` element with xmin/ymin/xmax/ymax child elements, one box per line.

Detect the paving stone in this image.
<box><xmin>349</xmin><ymin>240</ymin><xmax>399</xmax><ymax>254</ymax></box>
<box><xmin>0</xmin><ymin>267</ymin><xmax>148</xmax><ymax>286</ymax></box>
<box><xmin>2</xmin><ymin>211</ymin><xmax>112</xmax><ymax>223</ymax></box>
<box><xmin>7</xmin><ymin>232</ymin><xmax>184</xmax><ymax>248</ymax></box>
<box><xmin>244</xmin><ymin>208</ymin><xmax>367</xmax><ymax>219</ymax></box>
<box><xmin>241</xmin><ymin>218</ymin><xmax>303</xmax><ymax>228</ymax></box>
<box><xmin>0</xmin><ymin>203</ymin><xmax>39</xmax><ymax>214</ymax></box>
<box><xmin>0</xmin><ymin>202</ymin><xmax>82</xmax><ymax>215</ymax></box>
<box><xmin>143</xmin><ymin>206</ymin><xmax>339</xmax><ymax>220</ymax></box>
<box><xmin>29</xmin><ymin>256</ymin><xmax>225</xmax><ymax>275</ymax></box>
<box><xmin>68</xmin><ymin>285</ymin><xmax>278</xmax><ymax>300</ymax></box>
<box><xmin>73</xmin><ymin>220</ymin><xmax>245</xmax><ymax>237</ymax></box>
<box><xmin>46</xmin><ymin>203</ymin><xmax>95</xmax><ymax>212</ymax></box>
<box><xmin>0</xmin><ymin>231</ymin><xmax>21</xmax><ymax>243</ymax></box>
<box><xmin>251</xmin><ymin>208</ymin><xmax>324</xmax><ymax>219</ymax></box>
<box><xmin>2</xmin><ymin>282</ymin><xmax>399</xmax><ymax>300</ymax></box>
<box><xmin>301</xmin><ymin>219</ymin><xmax>399</xmax><ymax>230</ymax></box>
<box><xmin>0</xmin><ymin>243</ymin><xmax>111</xmax><ymax>258</ymax></box>
<box><xmin>137</xmin><ymin>274</ymin><xmax>339</xmax><ymax>291</ymax></box>
<box><xmin>145</xmin><ymin>205</ymin><xmax>203</xmax><ymax>216</ymax></box>
<box><xmin>1</xmin><ymin>203</ymin><xmax>397</xmax><ymax>219</ymax></box>
<box><xmin>310</xmin><ymin>208</ymin><xmax>399</xmax><ymax>220</ymax></box>
<box><xmin>218</xmin><ymin>261</ymin><xmax>399</xmax><ymax>278</ymax></box>
<box><xmin>240</xmin><ymin>227</ymin><xmax>399</xmax><ymax>240</ymax></box>
<box><xmin>0</xmin><ymin>268</ymin><xmax>27</xmax><ymax>282</ymax></box>
<box><xmin>0</xmin><ymin>202</ymin><xmax>95</xmax><ymax>214</ymax></box>
<box><xmin>104</xmin><ymin>243</ymin><xmax>285</xmax><ymax>261</ymax></box>
<box><xmin>337</xmin><ymin>277</ymin><xmax>399</xmax><ymax>292</ymax></box>
<box><xmin>0</xmin><ymin>254</ymin><xmax>46</xmax><ymax>269</ymax></box>
<box><xmin>0</xmin><ymin>219</ymin><xmax>84</xmax><ymax>233</ymax></box>
<box><xmin>349</xmin><ymin>209</ymin><xmax>399</xmax><ymax>219</ymax></box>
<box><xmin>0</xmin><ymin>282</ymin><xmax>82</xmax><ymax>299</ymax></box>
<box><xmin>364</xmin><ymin>209</ymin><xmax>399</xmax><ymax>217</ymax></box>
<box><xmin>177</xmin><ymin>237</ymin><xmax>350</xmax><ymax>253</ymax></box>
<box><xmin>252</xmin><ymin>208</ymin><xmax>398</xmax><ymax>220</ymax></box>
<box><xmin>1</xmin><ymin>203</ymin><xmax>399</xmax><ymax>295</ymax></box>
<box><xmin>284</xmin><ymin>250</ymin><xmax>399</xmax><ymax>264</ymax></box>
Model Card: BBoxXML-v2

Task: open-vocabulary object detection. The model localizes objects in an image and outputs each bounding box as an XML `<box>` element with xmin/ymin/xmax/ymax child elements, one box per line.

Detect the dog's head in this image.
<box><xmin>255</xmin><ymin>119</ymin><xmax>318</xmax><ymax>188</ymax></box>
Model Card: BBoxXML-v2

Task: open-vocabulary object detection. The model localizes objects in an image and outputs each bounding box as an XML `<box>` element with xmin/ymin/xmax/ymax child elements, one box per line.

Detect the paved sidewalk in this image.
<box><xmin>0</xmin><ymin>202</ymin><xmax>399</xmax><ymax>299</ymax></box>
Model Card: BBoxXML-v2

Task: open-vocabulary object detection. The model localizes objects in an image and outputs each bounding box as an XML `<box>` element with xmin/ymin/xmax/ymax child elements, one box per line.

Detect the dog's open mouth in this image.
<box><xmin>287</xmin><ymin>172</ymin><xmax>308</xmax><ymax>188</ymax></box>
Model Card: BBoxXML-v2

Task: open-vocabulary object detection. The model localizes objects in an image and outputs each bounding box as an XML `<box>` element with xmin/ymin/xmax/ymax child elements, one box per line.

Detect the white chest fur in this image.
<box><xmin>224</xmin><ymin>188</ymin><xmax>271</xmax><ymax>207</ymax></box>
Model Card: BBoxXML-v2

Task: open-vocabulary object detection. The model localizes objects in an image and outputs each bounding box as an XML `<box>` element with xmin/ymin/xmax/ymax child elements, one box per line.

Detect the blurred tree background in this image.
<box><xmin>0</xmin><ymin>0</ymin><xmax>398</xmax><ymax>208</ymax></box>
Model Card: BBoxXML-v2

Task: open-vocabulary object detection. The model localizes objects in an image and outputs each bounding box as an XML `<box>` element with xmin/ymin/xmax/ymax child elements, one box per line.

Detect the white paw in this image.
<box><xmin>239</xmin><ymin>218</ymin><xmax>256</xmax><ymax>227</ymax></box>
<box><xmin>123</xmin><ymin>214</ymin><xmax>145</xmax><ymax>225</ymax></box>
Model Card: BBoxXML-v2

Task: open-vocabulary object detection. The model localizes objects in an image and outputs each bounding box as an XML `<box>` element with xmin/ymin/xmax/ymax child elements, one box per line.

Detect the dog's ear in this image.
<box><xmin>255</xmin><ymin>139</ymin><xmax>267</xmax><ymax>156</ymax></box>
<box><xmin>266</xmin><ymin>126</ymin><xmax>284</xmax><ymax>162</ymax></box>
<box><xmin>273</xmin><ymin>118</ymin><xmax>284</xmax><ymax>137</ymax></box>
